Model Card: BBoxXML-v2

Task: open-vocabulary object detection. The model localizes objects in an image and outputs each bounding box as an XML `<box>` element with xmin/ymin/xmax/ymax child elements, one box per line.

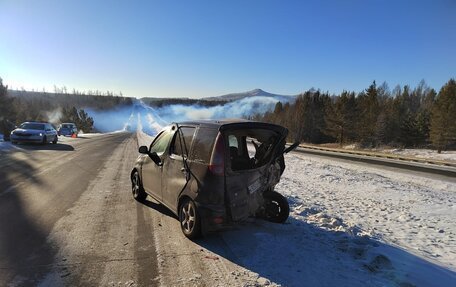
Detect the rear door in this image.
<box><xmin>222</xmin><ymin>123</ymin><xmax>287</xmax><ymax>221</ymax></box>
<box><xmin>162</xmin><ymin>126</ymin><xmax>196</xmax><ymax>211</ymax></box>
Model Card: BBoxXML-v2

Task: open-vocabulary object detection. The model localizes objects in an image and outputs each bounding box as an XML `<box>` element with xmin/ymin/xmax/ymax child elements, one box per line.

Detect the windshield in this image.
<box><xmin>62</xmin><ymin>124</ymin><xmax>72</xmax><ymax>129</ymax></box>
<box><xmin>19</xmin><ymin>123</ymin><xmax>45</xmax><ymax>130</ymax></box>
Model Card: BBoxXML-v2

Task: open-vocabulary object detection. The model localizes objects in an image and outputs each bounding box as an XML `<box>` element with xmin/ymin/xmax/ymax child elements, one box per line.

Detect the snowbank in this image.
<box><xmin>384</xmin><ymin>148</ymin><xmax>456</xmax><ymax>162</ymax></box>
<box><xmin>259</xmin><ymin>152</ymin><xmax>455</xmax><ymax>285</ymax></box>
<box><xmin>342</xmin><ymin>144</ymin><xmax>456</xmax><ymax>163</ymax></box>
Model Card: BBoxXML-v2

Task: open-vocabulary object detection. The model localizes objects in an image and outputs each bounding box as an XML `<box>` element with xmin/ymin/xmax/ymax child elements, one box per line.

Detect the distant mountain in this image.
<box><xmin>141</xmin><ymin>89</ymin><xmax>296</xmax><ymax>106</ymax></box>
<box><xmin>204</xmin><ymin>89</ymin><xmax>296</xmax><ymax>102</ymax></box>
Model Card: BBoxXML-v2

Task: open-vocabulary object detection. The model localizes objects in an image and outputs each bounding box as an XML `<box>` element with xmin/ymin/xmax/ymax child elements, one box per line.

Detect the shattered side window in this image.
<box><xmin>171</xmin><ymin>127</ymin><xmax>196</xmax><ymax>157</ymax></box>
<box><xmin>192</xmin><ymin>127</ymin><xmax>218</xmax><ymax>163</ymax></box>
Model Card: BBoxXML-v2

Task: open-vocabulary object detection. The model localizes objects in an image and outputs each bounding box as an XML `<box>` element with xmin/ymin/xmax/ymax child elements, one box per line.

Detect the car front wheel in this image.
<box><xmin>131</xmin><ymin>171</ymin><xmax>147</xmax><ymax>202</ymax></box>
<box><xmin>179</xmin><ymin>198</ymin><xmax>201</xmax><ymax>239</ymax></box>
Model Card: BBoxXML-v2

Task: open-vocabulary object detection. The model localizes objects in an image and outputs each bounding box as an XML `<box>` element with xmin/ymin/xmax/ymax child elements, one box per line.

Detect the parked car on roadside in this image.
<box><xmin>58</xmin><ymin>123</ymin><xmax>78</xmax><ymax>137</ymax></box>
<box><xmin>131</xmin><ymin>120</ymin><xmax>298</xmax><ymax>239</ymax></box>
<box><xmin>10</xmin><ymin>122</ymin><xmax>58</xmax><ymax>144</ymax></box>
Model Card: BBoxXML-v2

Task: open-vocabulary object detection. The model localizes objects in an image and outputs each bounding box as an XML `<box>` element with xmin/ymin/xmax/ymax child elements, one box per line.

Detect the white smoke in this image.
<box><xmin>85</xmin><ymin>96</ymin><xmax>291</xmax><ymax>136</ymax></box>
<box><xmin>46</xmin><ymin>108</ymin><xmax>63</xmax><ymax>125</ymax></box>
<box><xmin>153</xmin><ymin>96</ymin><xmax>286</xmax><ymax>123</ymax></box>
<box><xmin>146</xmin><ymin>114</ymin><xmax>163</xmax><ymax>133</ymax></box>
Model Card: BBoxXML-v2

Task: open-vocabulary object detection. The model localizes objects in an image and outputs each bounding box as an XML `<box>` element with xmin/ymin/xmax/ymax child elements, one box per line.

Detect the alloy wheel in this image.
<box><xmin>181</xmin><ymin>201</ymin><xmax>196</xmax><ymax>234</ymax></box>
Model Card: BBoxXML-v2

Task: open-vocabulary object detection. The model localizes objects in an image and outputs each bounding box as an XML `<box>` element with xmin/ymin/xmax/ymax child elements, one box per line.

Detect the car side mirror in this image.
<box><xmin>138</xmin><ymin>146</ymin><xmax>149</xmax><ymax>154</ymax></box>
<box><xmin>149</xmin><ymin>152</ymin><xmax>162</xmax><ymax>166</ymax></box>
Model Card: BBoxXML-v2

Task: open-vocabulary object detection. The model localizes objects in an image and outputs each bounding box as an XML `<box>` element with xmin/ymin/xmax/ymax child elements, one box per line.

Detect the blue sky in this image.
<box><xmin>0</xmin><ymin>0</ymin><xmax>455</xmax><ymax>98</ymax></box>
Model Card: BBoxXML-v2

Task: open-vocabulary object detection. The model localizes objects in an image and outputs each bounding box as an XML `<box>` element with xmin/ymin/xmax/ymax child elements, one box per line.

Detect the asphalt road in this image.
<box><xmin>0</xmin><ymin>133</ymin><xmax>161</xmax><ymax>286</ymax></box>
<box><xmin>0</xmin><ymin>133</ymin><xmax>250</xmax><ymax>287</ymax></box>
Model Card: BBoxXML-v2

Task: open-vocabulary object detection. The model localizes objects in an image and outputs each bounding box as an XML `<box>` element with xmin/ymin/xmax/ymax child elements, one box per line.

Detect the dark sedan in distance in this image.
<box><xmin>58</xmin><ymin>123</ymin><xmax>78</xmax><ymax>137</ymax></box>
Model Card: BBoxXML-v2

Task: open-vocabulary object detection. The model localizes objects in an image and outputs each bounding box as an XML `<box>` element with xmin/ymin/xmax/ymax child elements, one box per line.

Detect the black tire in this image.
<box><xmin>52</xmin><ymin>136</ymin><xmax>58</xmax><ymax>144</ymax></box>
<box><xmin>11</xmin><ymin>141</ymin><xmax>17</xmax><ymax>145</ymax></box>
<box><xmin>131</xmin><ymin>171</ymin><xmax>147</xmax><ymax>202</ymax></box>
<box><xmin>263</xmin><ymin>191</ymin><xmax>289</xmax><ymax>223</ymax></box>
<box><xmin>179</xmin><ymin>198</ymin><xmax>201</xmax><ymax>239</ymax></box>
<box><xmin>42</xmin><ymin>135</ymin><xmax>47</xmax><ymax>145</ymax></box>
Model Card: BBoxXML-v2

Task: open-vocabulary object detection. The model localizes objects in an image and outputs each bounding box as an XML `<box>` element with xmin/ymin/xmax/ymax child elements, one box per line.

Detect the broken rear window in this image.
<box><xmin>225</xmin><ymin>129</ymin><xmax>280</xmax><ymax>171</ymax></box>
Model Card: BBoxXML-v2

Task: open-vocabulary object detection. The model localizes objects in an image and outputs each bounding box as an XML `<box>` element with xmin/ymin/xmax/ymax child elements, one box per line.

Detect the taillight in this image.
<box><xmin>208</xmin><ymin>132</ymin><xmax>225</xmax><ymax>176</ymax></box>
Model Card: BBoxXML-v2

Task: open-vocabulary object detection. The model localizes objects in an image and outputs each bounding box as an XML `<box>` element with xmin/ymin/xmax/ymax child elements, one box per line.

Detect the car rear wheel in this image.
<box><xmin>263</xmin><ymin>191</ymin><xmax>289</xmax><ymax>223</ymax></box>
<box><xmin>52</xmin><ymin>136</ymin><xmax>58</xmax><ymax>144</ymax></box>
<box><xmin>179</xmin><ymin>198</ymin><xmax>201</xmax><ymax>239</ymax></box>
<box><xmin>131</xmin><ymin>171</ymin><xmax>147</xmax><ymax>202</ymax></box>
<box><xmin>42</xmin><ymin>136</ymin><xmax>47</xmax><ymax>145</ymax></box>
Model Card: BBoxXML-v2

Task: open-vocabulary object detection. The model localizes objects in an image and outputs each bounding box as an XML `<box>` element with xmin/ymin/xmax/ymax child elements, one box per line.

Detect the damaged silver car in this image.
<box><xmin>131</xmin><ymin>120</ymin><xmax>298</xmax><ymax>239</ymax></box>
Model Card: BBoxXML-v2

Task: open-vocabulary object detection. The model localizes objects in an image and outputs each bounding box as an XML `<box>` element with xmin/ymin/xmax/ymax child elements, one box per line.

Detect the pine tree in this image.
<box><xmin>357</xmin><ymin>81</ymin><xmax>379</xmax><ymax>146</ymax></box>
<box><xmin>325</xmin><ymin>91</ymin><xmax>356</xmax><ymax>146</ymax></box>
<box><xmin>0</xmin><ymin>78</ymin><xmax>9</xmax><ymax>118</ymax></box>
<box><xmin>0</xmin><ymin>78</ymin><xmax>15</xmax><ymax>139</ymax></box>
<box><xmin>430</xmin><ymin>79</ymin><xmax>456</xmax><ymax>153</ymax></box>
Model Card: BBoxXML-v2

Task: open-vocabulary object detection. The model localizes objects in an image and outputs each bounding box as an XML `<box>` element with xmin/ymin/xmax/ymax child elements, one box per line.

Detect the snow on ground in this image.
<box><xmin>57</xmin><ymin>133</ymin><xmax>104</xmax><ymax>141</ymax></box>
<box><xmin>280</xmin><ymin>153</ymin><xmax>455</xmax><ymax>268</ymax></box>
<box><xmin>219</xmin><ymin>152</ymin><xmax>455</xmax><ymax>286</ymax></box>
<box><xmin>342</xmin><ymin>144</ymin><xmax>456</xmax><ymax>162</ymax></box>
<box><xmin>384</xmin><ymin>148</ymin><xmax>456</xmax><ymax>162</ymax></box>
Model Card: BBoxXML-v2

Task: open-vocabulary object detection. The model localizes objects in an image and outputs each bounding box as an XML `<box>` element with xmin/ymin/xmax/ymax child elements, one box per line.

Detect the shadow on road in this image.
<box><xmin>13</xmin><ymin>142</ymin><xmax>75</xmax><ymax>151</ymax></box>
<box><xmin>141</xmin><ymin>197</ymin><xmax>178</xmax><ymax>220</ymax></box>
<box><xmin>0</xmin><ymin>151</ymin><xmax>58</xmax><ymax>285</ymax></box>
<box><xmin>194</xmin><ymin>217</ymin><xmax>455</xmax><ymax>287</ymax></box>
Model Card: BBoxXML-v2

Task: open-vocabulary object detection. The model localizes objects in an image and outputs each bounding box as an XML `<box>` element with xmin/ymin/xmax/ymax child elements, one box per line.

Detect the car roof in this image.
<box><xmin>61</xmin><ymin>123</ymin><xmax>76</xmax><ymax>125</ymax></box>
<box><xmin>178</xmin><ymin>119</ymin><xmax>250</xmax><ymax>128</ymax></box>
